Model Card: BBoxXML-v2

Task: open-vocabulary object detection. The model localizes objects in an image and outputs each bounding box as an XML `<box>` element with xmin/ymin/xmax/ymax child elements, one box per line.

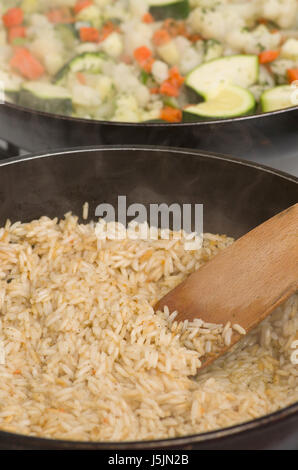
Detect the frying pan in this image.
<box><xmin>0</xmin><ymin>146</ymin><xmax>297</xmax><ymax>450</ymax></box>
<box><xmin>0</xmin><ymin>101</ymin><xmax>298</xmax><ymax>162</ymax></box>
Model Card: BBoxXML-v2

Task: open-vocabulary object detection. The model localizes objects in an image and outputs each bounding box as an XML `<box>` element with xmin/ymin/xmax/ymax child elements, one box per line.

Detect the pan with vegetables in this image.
<box><xmin>0</xmin><ymin>0</ymin><xmax>297</xmax><ymax>156</ymax></box>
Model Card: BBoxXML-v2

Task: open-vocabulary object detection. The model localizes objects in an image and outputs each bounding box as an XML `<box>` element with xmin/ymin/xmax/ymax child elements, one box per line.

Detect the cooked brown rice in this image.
<box><xmin>0</xmin><ymin>213</ymin><xmax>297</xmax><ymax>442</ymax></box>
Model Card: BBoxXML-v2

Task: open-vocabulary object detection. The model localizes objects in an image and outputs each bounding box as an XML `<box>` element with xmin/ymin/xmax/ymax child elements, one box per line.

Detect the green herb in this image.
<box><xmin>140</xmin><ymin>70</ymin><xmax>150</xmax><ymax>85</ymax></box>
<box><xmin>12</xmin><ymin>37</ymin><xmax>27</xmax><ymax>46</ymax></box>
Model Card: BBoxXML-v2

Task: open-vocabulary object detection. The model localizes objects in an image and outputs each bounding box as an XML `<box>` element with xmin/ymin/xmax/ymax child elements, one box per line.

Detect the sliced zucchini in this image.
<box><xmin>183</xmin><ymin>85</ymin><xmax>256</xmax><ymax>120</ymax></box>
<box><xmin>186</xmin><ymin>55</ymin><xmax>259</xmax><ymax>99</ymax></box>
<box><xmin>55</xmin><ymin>24</ymin><xmax>77</xmax><ymax>49</ymax></box>
<box><xmin>260</xmin><ymin>85</ymin><xmax>297</xmax><ymax>112</ymax></box>
<box><xmin>19</xmin><ymin>82</ymin><xmax>73</xmax><ymax>115</ymax></box>
<box><xmin>55</xmin><ymin>51</ymin><xmax>107</xmax><ymax>85</ymax></box>
<box><xmin>149</xmin><ymin>0</ymin><xmax>190</xmax><ymax>20</ymax></box>
<box><xmin>0</xmin><ymin>70</ymin><xmax>23</xmax><ymax>102</ymax></box>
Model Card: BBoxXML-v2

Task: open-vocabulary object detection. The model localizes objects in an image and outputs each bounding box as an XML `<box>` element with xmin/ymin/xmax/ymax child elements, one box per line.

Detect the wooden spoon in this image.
<box><xmin>155</xmin><ymin>203</ymin><xmax>298</xmax><ymax>369</ymax></box>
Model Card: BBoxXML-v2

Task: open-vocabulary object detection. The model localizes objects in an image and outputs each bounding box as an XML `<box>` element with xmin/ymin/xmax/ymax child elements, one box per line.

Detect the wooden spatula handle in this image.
<box><xmin>156</xmin><ymin>204</ymin><xmax>298</xmax><ymax>332</ymax></box>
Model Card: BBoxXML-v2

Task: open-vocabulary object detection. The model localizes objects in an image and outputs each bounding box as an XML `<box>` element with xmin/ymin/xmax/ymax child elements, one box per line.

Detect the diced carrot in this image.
<box><xmin>79</xmin><ymin>26</ymin><xmax>99</xmax><ymax>42</ymax></box>
<box><xmin>98</xmin><ymin>21</ymin><xmax>119</xmax><ymax>42</ymax></box>
<box><xmin>77</xmin><ymin>72</ymin><xmax>86</xmax><ymax>84</ymax></box>
<box><xmin>142</xmin><ymin>13</ymin><xmax>154</xmax><ymax>24</ymax></box>
<box><xmin>47</xmin><ymin>8</ymin><xmax>74</xmax><ymax>24</ymax></box>
<box><xmin>160</xmin><ymin>106</ymin><xmax>182</xmax><ymax>122</ymax></box>
<box><xmin>10</xmin><ymin>47</ymin><xmax>45</xmax><ymax>80</ymax></box>
<box><xmin>169</xmin><ymin>66</ymin><xmax>184</xmax><ymax>87</ymax></box>
<box><xmin>153</xmin><ymin>29</ymin><xmax>171</xmax><ymax>46</ymax></box>
<box><xmin>2</xmin><ymin>7</ymin><xmax>23</xmax><ymax>28</ymax></box>
<box><xmin>8</xmin><ymin>26</ymin><xmax>26</xmax><ymax>44</ymax></box>
<box><xmin>258</xmin><ymin>49</ymin><xmax>280</xmax><ymax>64</ymax></box>
<box><xmin>13</xmin><ymin>369</ymin><xmax>22</xmax><ymax>375</ymax></box>
<box><xmin>134</xmin><ymin>46</ymin><xmax>152</xmax><ymax>63</ymax></box>
<box><xmin>74</xmin><ymin>0</ymin><xmax>93</xmax><ymax>14</ymax></box>
<box><xmin>160</xmin><ymin>81</ymin><xmax>179</xmax><ymax>97</ymax></box>
<box><xmin>142</xmin><ymin>57</ymin><xmax>154</xmax><ymax>73</ymax></box>
<box><xmin>188</xmin><ymin>33</ymin><xmax>201</xmax><ymax>42</ymax></box>
<box><xmin>287</xmin><ymin>68</ymin><xmax>298</xmax><ymax>83</ymax></box>
<box><xmin>134</xmin><ymin>46</ymin><xmax>155</xmax><ymax>72</ymax></box>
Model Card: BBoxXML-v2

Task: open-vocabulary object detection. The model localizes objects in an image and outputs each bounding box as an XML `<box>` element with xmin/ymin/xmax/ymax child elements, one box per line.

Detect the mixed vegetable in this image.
<box><xmin>0</xmin><ymin>0</ymin><xmax>298</xmax><ymax>122</ymax></box>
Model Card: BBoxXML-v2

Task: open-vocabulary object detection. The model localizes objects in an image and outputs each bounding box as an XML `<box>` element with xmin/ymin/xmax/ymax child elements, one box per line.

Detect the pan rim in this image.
<box><xmin>0</xmin><ymin>144</ymin><xmax>297</xmax><ymax>184</ymax></box>
<box><xmin>3</xmin><ymin>100</ymin><xmax>298</xmax><ymax>128</ymax></box>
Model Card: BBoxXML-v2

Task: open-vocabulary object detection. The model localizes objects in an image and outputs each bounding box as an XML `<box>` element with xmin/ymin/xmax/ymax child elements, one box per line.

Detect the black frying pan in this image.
<box><xmin>0</xmin><ymin>102</ymin><xmax>298</xmax><ymax>162</ymax></box>
<box><xmin>0</xmin><ymin>146</ymin><xmax>297</xmax><ymax>450</ymax></box>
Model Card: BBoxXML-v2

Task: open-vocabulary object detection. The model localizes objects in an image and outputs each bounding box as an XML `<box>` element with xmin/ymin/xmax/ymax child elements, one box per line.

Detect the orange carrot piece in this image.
<box><xmin>142</xmin><ymin>13</ymin><xmax>154</xmax><ymax>24</ymax></box>
<box><xmin>287</xmin><ymin>68</ymin><xmax>298</xmax><ymax>83</ymax></box>
<box><xmin>160</xmin><ymin>81</ymin><xmax>179</xmax><ymax>97</ymax></box>
<box><xmin>153</xmin><ymin>29</ymin><xmax>171</xmax><ymax>46</ymax></box>
<box><xmin>98</xmin><ymin>21</ymin><xmax>119</xmax><ymax>42</ymax></box>
<box><xmin>74</xmin><ymin>0</ymin><xmax>93</xmax><ymax>14</ymax></box>
<box><xmin>259</xmin><ymin>49</ymin><xmax>280</xmax><ymax>64</ymax></box>
<box><xmin>134</xmin><ymin>46</ymin><xmax>152</xmax><ymax>63</ymax></box>
<box><xmin>77</xmin><ymin>72</ymin><xmax>87</xmax><ymax>84</ymax></box>
<box><xmin>8</xmin><ymin>26</ymin><xmax>26</xmax><ymax>44</ymax></box>
<box><xmin>2</xmin><ymin>7</ymin><xmax>23</xmax><ymax>28</ymax></box>
<box><xmin>188</xmin><ymin>33</ymin><xmax>201</xmax><ymax>42</ymax></box>
<box><xmin>160</xmin><ymin>106</ymin><xmax>182</xmax><ymax>122</ymax></box>
<box><xmin>169</xmin><ymin>66</ymin><xmax>184</xmax><ymax>87</ymax></box>
<box><xmin>79</xmin><ymin>26</ymin><xmax>99</xmax><ymax>42</ymax></box>
<box><xmin>150</xmin><ymin>87</ymin><xmax>160</xmax><ymax>94</ymax></box>
<box><xmin>47</xmin><ymin>8</ymin><xmax>74</xmax><ymax>24</ymax></box>
<box><xmin>134</xmin><ymin>46</ymin><xmax>154</xmax><ymax>72</ymax></box>
<box><xmin>10</xmin><ymin>47</ymin><xmax>45</xmax><ymax>80</ymax></box>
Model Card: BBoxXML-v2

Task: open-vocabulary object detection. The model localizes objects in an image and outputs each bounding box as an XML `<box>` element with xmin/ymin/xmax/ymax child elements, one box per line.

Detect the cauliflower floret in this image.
<box><xmin>113</xmin><ymin>94</ymin><xmax>141</xmax><ymax>122</ymax></box>
<box><xmin>87</xmin><ymin>75</ymin><xmax>113</xmax><ymax>101</ymax></box>
<box><xmin>122</xmin><ymin>21</ymin><xmax>153</xmax><ymax>57</ymax></box>
<box><xmin>76</xmin><ymin>43</ymin><xmax>100</xmax><ymax>54</ymax></box>
<box><xmin>112</xmin><ymin>63</ymin><xmax>141</xmax><ymax>94</ymax></box>
<box><xmin>157</xmin><ymin>41</ymin><xmax>180</xmax><ymax>66</ymax></box>
<box><xmin>188</xmin><ymin>3</ymin><xmax>257</xmax><ymax>42</ymax></box>
<box><xmin>129</xmin><ymin>0</ymin><xmax>148</xmax><ymax>17</ymax></box>
<box><xmin>226</xmin><ymin>25</ymin><xmax>282</xmax><ymax>55</ymax></box>
<box><xmin>204</xmin><ymin>39</ymin><xmax>223</xmax><ymax>63</ymax></box>
<box><xmin>135</xmin><ymin>84</ymin><xmax>150</xmax><ymax>107</ymax></box>
<box><xmin>271</xmin><ymin>59</ymin><xmax>297</xmax><ymax>84</ymax></box>
<box><xmin>30</xmin><ymin>36</ymin><xmax>65</xmax><ymax>75</ymax></box>
<box><xmin>141</xmin><ymin>100</ymin><xmax>163</xmax><ymax>121</ymax></box>
<box><xmin>152</xmin><ymin>60</ymin><xmax>169</xmax><ymax>84</ymax></box>
<box><xmin>101</xmin><ymin>32</ymin><xmax>123</xmax><ymax>58</ymax></box>
<box><xmin>281</xmin><ymin>39</ymin><xmax>298</xmax><ymax>61</ymax></box>
<box><xmin>260</xmin><ymin>0</ymin><xmax>298</xmax><ymax>29</ymax></box>
<box><xmin>179</xmin><ymin>45</ymin><xmax>203</xmax><ymax>74</ymax></box>
<box><xmin>71</xmin><ymin>83</ymin><xmax>102</xmax><ymax>107</ymax></box>
<box><xmin>76</xmin><ymin>5</ymin><xmax>103</xmax><ymax>29</ymax></box>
